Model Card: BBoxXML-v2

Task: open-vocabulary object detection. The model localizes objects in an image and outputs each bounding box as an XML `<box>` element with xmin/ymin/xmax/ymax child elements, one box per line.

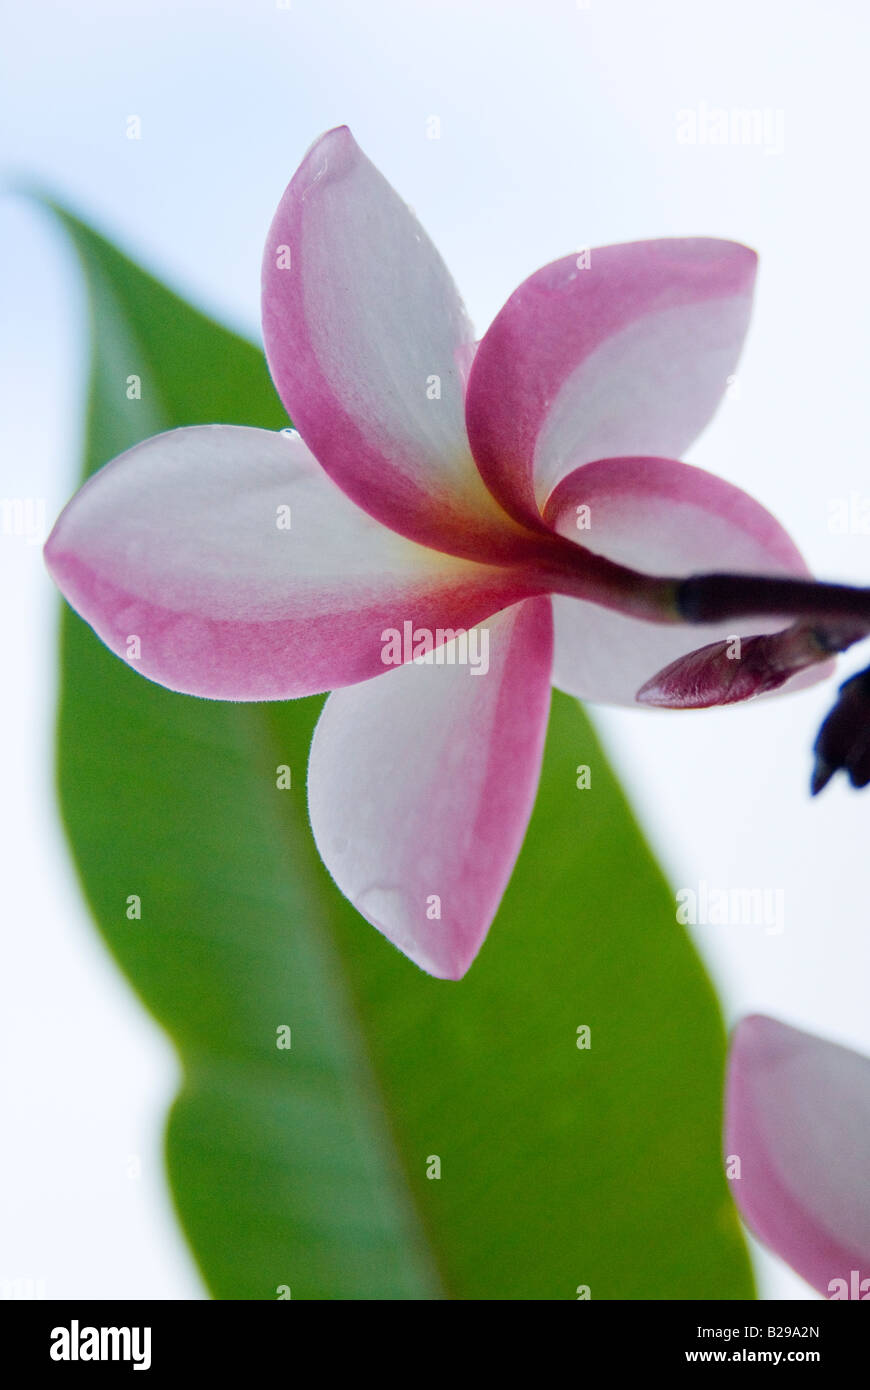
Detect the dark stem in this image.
<box><xmin>677</xmin><ymin>573</ymin><xmax>870</xmax><ymax>627</ymax></box>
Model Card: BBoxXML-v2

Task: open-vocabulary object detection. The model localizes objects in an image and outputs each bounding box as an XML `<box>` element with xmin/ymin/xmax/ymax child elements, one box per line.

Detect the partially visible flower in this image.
<box><xmin>725</xmin><ymin>1015</ymin><xmax>870</xmax><ymax>1298</ymax></box>
<box><xmin>44</xmin><ymin>127</ymin><xmax>870</xmax><ymax>977</ymax></box>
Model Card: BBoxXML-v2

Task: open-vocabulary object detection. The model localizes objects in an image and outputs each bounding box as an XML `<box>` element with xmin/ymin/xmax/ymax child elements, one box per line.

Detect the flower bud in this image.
<box><xmin>636</xmin><ymin>622</ymin><xmax>861</xmax><ymax>711</ymax></box>
<box><xmin>636</xmin><ymin>621</ymin><xmax>853</xmax><ymax>710</ymax></box>
<box><xmin>636</xmin><ymin>633</ymin><xmax>791</xmax><ymax>708</ymax></box>
<box><xmin>811</xmin><ymin>668</ymin><xmax>870</xmax><ymax>794</ymax></box>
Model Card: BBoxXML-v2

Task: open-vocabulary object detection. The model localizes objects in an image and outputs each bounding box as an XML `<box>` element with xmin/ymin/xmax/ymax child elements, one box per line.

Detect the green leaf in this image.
<box><xmin>48</xmin><ymin>203</ymin><xmax>754</xmax><ymax>1300</ymax></box>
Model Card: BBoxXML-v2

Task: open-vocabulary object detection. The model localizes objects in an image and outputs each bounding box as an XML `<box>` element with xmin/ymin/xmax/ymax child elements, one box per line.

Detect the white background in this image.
<box><xmin>3</xmin><ymin>0</ymin><xmax>869</xmax><ymax>1300</ymax></box>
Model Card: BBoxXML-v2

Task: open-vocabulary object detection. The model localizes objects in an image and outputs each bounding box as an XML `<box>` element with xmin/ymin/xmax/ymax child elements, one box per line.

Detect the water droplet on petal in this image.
<box><xmin>357</xmin><ymin>884</ymin><xmax>417</xmax><ymax>944</ymax></box>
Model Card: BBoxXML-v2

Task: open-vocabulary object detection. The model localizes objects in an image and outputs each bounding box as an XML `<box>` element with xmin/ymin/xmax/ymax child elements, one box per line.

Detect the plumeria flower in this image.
<box><xmin>726</xmin><ymin>1015</ymin><xmax>870</xmax><ymax>1299</ymax></box>
<box><xmin>44</xmin><ymin>127</ymin><xmax>870</xmax><ymax>978</ymax></box>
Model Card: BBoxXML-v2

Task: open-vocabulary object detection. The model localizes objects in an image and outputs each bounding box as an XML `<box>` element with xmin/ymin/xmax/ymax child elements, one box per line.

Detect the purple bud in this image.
<box><xmin>636</xmin><ymin>634</ymin><xmax>790</xmax><ymax>709</ymax></box>
<box><xmin>638</xmin><ymin>620</ymin><xmax>863</xmax><ymax>711</ymax></box>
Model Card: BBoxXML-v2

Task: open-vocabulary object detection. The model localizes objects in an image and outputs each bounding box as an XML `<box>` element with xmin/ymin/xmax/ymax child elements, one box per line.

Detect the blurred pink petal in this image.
<box><xmin>725</xmin><ymin>1015</ymin><xmax>870</xmax><ymax>1298</ymax></box>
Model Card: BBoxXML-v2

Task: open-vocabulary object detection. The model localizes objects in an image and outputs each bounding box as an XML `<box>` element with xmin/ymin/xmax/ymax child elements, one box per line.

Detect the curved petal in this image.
<box><xmin>45</xmin><ymin>426</ymin><xmax>536</xmax><ymax>701</ymax></box>
<box><xmin>466</xmin><ymin>238</ymin><xmax>757</xmax><ymax>527</ymax></box>
<box><xmin>725</xmin><ymin>1015</ymin><xmax>870</xmax><ymax>1298</ymax></box>
<box><xmin>262</xmin><ymin>126</ymin><xmax>524</xmax><ymax>560</ymax></box>
<box><xmin>539</xmin><ymin>455</ymin><xmax>827</xmax><ymax>706</ymax></box>
<box><xmin>307</xmin><ymin>598</ymin><xmax>553</xmax><ymax>979</ymax></box>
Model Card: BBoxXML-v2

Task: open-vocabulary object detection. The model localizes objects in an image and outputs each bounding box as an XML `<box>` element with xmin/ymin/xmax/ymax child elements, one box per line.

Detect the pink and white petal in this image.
<box><xmin>725</xmin><ymin>1015</ymin><xmax>870</xmax><ymax>1298</ymax></box>
<box><xmin>262</xmin><ymin>126</ymin><xmax>522</xmax><ymax>559</ymax></box>
<box><xmin>466</xmin><ymin>238</ymin><xmax>757</xmax><ymax>526</ymax></box>
<box><xmin>307</xmin><ymin>598</ymin><xmax>553</xmax><ymax>979</ymax></box>
<box><xmin>541</xmin><ymin>456</ymin><xmax>828</xmax><ymax>706</ymax></box>
<box><xmin>45</xmin><ymin>426</ymin><xmax>535</xmax><ymax>701</ymax></box>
